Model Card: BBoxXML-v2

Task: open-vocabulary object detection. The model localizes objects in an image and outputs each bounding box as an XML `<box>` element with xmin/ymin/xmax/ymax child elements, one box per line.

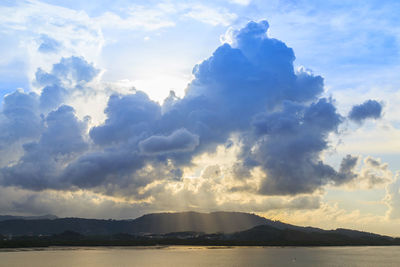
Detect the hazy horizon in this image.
<box><xmin>1</xmin><ymin>0</ymin><xmax>400</xmax><ymax>237</ymax></box>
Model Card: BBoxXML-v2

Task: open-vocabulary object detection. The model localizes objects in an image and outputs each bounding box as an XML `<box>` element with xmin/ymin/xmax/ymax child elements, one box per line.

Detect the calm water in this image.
<box><xmin>1</xmin><ymin>246</ymin><xmax>400</xmax><ymax>267</ymax></box>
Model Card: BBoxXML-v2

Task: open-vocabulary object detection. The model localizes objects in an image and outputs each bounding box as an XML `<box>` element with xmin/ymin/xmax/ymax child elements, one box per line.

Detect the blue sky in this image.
<box><xmin>0</xmin><ymin>0</ymin><xmax>400</xmax><ymax>235</ymax></box>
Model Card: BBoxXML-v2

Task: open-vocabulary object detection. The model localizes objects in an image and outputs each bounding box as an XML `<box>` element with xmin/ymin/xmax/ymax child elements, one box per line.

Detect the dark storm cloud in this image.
<box><xmin>0</xmin><ymin>20</ymin><xmax>377</xmax><ymax>196</ymax></box>
<box><xmin>348</xmin><ymin>99</ymin><xmax>382</xmax><ymax>122</ymax></box>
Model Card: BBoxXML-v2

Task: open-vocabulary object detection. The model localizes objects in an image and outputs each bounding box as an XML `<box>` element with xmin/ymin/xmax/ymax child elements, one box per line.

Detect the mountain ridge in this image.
<box><xmin>0</xmin><ymin>211</ymin><xmax>393</xmax><ymax>241</ymax></box>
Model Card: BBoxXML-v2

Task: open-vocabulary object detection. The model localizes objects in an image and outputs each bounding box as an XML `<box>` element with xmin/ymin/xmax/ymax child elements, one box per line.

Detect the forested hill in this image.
<box><xmin>0</xmin><ymin>211</ymin><xmax>271</xmax><ymax>236</ymax></box>
<box><xmin>0</xmin><ymin>211</ymin><xmax>395</xmax><ymax>247</ymax></box>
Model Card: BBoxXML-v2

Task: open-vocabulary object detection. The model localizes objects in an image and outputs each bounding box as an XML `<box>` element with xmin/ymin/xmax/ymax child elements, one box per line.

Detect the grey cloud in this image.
<box><xmin>139</xmin><ymin>128</ymin><xmax>199</xmax><ymax>155</ymax></box>
<box><xmin>0</xmin><ymin>105</ymin><xmax>89</xmax><ymax>190</ymax></box>
<box><xmin>365</xmin><ymin>156</ymin><xmax>386</xmax><ymax>169</ymax></box>
<box><xmin>339</xmin><ymin>155</ymin><xmax>359</xmax><ymax>174</ymax></box>
<box><xmin>349</xmin><ymin>99</ymin><xmax>382</xmax><ymax>122</ymax></box>
<box><xmin>249</xmin><ymin>99</ymin><xmax>346</xmax><ymax>195</ymax></box>
<box><xmin>40</xmin><ymin>105</ymin><xmax>88</xmax><ymax>156</ymax></box>
<box><xmin>90</xmin><ymin>92</ymin><xmax>161</xmax><ymax>146</ymax></box>
<box><xmin>0</xmin><ymin>90</ymin><xmax>42</xmax><ymax>146</ymax></box>
<box><xmin>335</xmin><ymin>154</ymin><xmax>359</xmax><ymax>185</ymax></box>
<box><xmin>61</xmin><ymin>149</ymin><xmax>144</xmax><ymax>189</ymax></box>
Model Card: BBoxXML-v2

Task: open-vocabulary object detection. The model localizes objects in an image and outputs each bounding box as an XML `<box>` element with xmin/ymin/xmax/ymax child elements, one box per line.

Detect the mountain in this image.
<box><xmin>129</xmin><ymin>211</ymin><xmax>268</xmax><ymax>234</ymax></box>
<box><xmin>1</xmin><ymin>224</ymin><xmax>398</xmax><ymax>248</ymax></box>
<box><xmin>230</xmin><ymin>225</ymin><xmax>394</xmax><ymax>245</ymax></box>
<box><xmin>0</xmin><ymin>211</ymin><xmax>269</xmax><ymax>236</ymax></box>
<box><xmin>0</xmin><ymin>211</ymin><xmax>326</xmax><ymax>236</ymax></box>
<box><xmin>0</xmin><ymin>211</ymin><xmax>395</xmax><ymax>246</ymax></box>
<box><xmin>0</xmin><ymin>214</ymin><xmax>58</xmax><ymax>222</ymax></box>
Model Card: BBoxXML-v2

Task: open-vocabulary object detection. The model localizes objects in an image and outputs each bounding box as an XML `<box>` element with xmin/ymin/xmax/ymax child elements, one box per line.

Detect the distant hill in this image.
<box><xmin>0</xmin><ymin>214</ymin><xmax>58</xmax><ymax>222</ymax></box>
<box><xmin>0</xmin><ymin>211</ymin><xmax>268</xmax><ymax>236</ymax></box>
<box><xmin>230</xmin><ymin>225</ymin><xmax>394</xmax><ymax>245</ymax></box>
<box><xmin>129</xmin><ymin>211</ymin><xmax>268</xmax><ymax>234</ymax></box>
<box><xmin>0</xmin><ymin>211</ymin><xmax>394</xmax><ymax>246</ymax></box>
<box><xmin>1</xmin><ymin>224</ymin><xmax>398</xmax><ymax>248</ymax></box>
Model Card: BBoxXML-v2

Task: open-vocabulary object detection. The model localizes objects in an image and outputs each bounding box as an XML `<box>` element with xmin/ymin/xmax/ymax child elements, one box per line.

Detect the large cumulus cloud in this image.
<box><xmin>0</xmin><ymin>20</ymin><xmax>384</xmax><ymax>204</ymax></box>
<box><xmin>0</xmin><ymin>55</ymin><xmax>99</xmax><ymax>190</ymax></box>
<box><xmin>1</xmin><ymin>105</ymin><xmax>89</xmax><ymax>190</ymax></box>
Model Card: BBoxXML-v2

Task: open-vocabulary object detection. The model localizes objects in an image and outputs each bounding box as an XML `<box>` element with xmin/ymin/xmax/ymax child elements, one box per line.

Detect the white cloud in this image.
<box><xmin>0</xmin><ymin>0</ymin><xmax>104</xmax><ymax>90</ymax></box>
<box><xmin>228</xmin><ymin>0</ymin><xmax>252</xmax><ymax>6</ymax></box>
<box><xmin>385</xmin><ymin>172</ymin><xmax>400</xmax><ymax>220</ymax></box>
<box><xmin>183</xmin><ymin>4</ymin><xmax>237</xmax><ymax>26</ymax></box>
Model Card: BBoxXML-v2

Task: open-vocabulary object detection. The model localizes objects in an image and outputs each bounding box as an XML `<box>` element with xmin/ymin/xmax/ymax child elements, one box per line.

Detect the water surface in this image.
<box><xmin>1</xmin><ymin>246</ymin><xmax>399</xmax><ymax>267</ymax></box>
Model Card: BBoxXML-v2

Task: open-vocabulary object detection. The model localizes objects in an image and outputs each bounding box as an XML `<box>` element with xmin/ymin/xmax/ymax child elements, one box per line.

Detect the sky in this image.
<box><xmin>0</xmin><ymin>0</ymin><xmax>400</xmax><ymax>236</ymax></box>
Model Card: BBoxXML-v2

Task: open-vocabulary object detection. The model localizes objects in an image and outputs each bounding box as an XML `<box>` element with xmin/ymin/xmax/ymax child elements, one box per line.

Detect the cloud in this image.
<box><xmin>38</xmin><ymin>34</ymin><xmax>61</xmax><ymax>53</ymax></box>
<box><xmin>358</xmin><ymin>156</ymin><xmax>392</xmax><ymax>189</ymax></box>
<box><xmin>95</xmin><ymin>2</ymin><xmax>237</xmax><ymax>30</ymax></box>
<box><xmin>332</xmin><ymin>155</ymin><xmax>392</xmax><ymax>190</ymax></box>
<box><xmin>0</xmin><ymin>0</ymin><xmax>104</xmax><ymax>89</ymax></box>
<box><xmin>39</xmin><ymin>105</ymin><xmax>88</xmax><ymax>156</ymax></box>
<box><xmin>0</xmin><ymin>55</ymin><xmax>99</xmax><ymax>190</ymax></box>
<box><xmin>201</xmin><ymin>165</ymin><xmax>221</xmax><ymax>179</ymax></box>
<box><xmin>228</xmin><ymin>0</ymin><xmax>252</xmax><ymax>6</ymax></box>
<box><xmin>35</xmin><ymin>56</ymin><xmax>100</xmax><ymax>113</ymax></box>
<box><xmin>60</xmin><ymin>149</ymin><xmax>145</xmax><ymax>190</ymax></box>
<box><xmin>39</xmin><ymin>85</ymin><xmax>68</xmax><ymax>112</ymax></box>
<box><xmin>183</xmin><ymin>4</ymin><xmax>237</xmax><ymax>26</ymax></box>
<box><xmin>250</xmin><ymin>101</ymin><xmax>338</xmax><ymax>194</ymax></box>
<box><xmin>0</xmin><ymin>20</ymin><xmax>374</xmax><ymax>206</ymax></box>
<box><xmin>348</xmin><ymin>99</ymin><xmax>383</xmax><ymax>122</ymax></box>
<box><xmin>36</xmin><ymin>56</ymin><xmax>99</xmax><ymax>88</ymax></box>
<box><xmin>139</xmin><ymin>128</ymin><xmax>199</xmax><ymax>155</ymax></box>
<box><xmin>89</xmin><ymin>92</ymin><xmax>161</xmax><ymax>146</ymax></box>
<box><xmin>0</xmin><ymin>105</ymin><xmax>88</xmax><ymax>191</ymax></box>
<box><xmin>385</xmin><ymin>172</ymin><xmax>400</xmax><ymax>220</ymax></box>
<box><xmin>0</xmin><ymin>90</ymin><xmax>42</xmax><ymax>146</ymax></box>
<box><xmin>337</xmin><ymin>154</ymin><xmax>359</xmax><ymax>182</ymax></box>
<box><xmin>94</xmin><ymin>4</ymin><xmax>176</xmax><ymax>31</ymax></box>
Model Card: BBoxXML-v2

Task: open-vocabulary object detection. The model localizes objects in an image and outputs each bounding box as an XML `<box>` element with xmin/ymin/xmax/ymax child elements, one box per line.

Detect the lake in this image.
<box><xmin>1</xmin><ymin>246</ymin><xmax>400</xmax><ymax>266</ymax></box>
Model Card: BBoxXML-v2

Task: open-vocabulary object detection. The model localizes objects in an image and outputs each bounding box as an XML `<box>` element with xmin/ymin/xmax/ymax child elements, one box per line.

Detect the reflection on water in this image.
<box><xmin>1</xmin><ymin>246</ymin><xmax>400</xmax><ymax>267</ymax></box>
